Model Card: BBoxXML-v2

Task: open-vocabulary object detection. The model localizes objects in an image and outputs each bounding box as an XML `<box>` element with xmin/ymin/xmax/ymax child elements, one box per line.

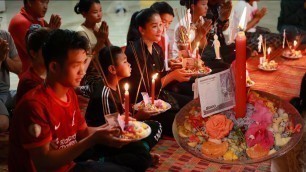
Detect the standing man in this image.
<box><xmin>9</xmin><ymin>0</ymin><xmax>61</xmax><ymax>74</ymax></box>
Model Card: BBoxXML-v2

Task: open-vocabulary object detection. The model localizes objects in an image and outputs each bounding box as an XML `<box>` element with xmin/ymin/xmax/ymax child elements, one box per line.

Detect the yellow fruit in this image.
<box><xmin>178</xmin><ymin>126</ymin><xmax>192</xmax><ymax>138</ymax></box>
<box><xmin>223</xmin><ymin>150</ymin><xmax>238</xmax><ymax>161</ymax></box>
<box><xmin>187</xmin><ymin>142</ymin><xmax>198</xmax><ymax>147</ymax></box>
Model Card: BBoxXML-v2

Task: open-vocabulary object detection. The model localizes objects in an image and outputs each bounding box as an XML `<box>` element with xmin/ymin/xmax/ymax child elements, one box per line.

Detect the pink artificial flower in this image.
<box><xmin>251</xmin><ymin>102</ymin><xmax>273</xmax><ymax>125</ymax></box>
<box><xmin>245</xmin><ymin>123</ymin><xmax>274</xmax><ymax>149</ymax></box>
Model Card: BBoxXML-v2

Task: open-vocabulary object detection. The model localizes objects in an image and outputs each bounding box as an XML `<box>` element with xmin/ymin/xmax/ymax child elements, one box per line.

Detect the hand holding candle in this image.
<box><xmin>151</xmin><ymin>73</ymin><xmax>158</xmax><ymax>104</ymax></box>
<box><xmin>124</xmin><ymin>83</ymin><xmax>129</xmax><ymax>125</ymax></box>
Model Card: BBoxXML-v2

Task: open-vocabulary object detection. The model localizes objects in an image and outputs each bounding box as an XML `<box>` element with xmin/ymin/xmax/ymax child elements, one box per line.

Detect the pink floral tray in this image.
<box><xmin>172</xmin><ymin>90</ymin><xmax>304</xmax><ymax>164</ymax></box>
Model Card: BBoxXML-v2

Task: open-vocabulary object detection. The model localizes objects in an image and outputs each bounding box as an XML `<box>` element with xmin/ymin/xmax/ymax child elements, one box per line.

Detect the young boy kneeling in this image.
<box><xmin>86</xmin><ymin>46</ymin><xmax>162</xmax><ymax>171</ymax></box>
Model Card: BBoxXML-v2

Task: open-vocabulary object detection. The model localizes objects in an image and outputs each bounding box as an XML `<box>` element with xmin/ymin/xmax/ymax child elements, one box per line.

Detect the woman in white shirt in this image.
<box><xmin>74</xmin><ymin>0</ymin><xmax>111</xmax><ymax>90</ymax></box>
<box><xmin>177</xmin><ymin>0</ymin><xmax>230</xmax><ymax>74</ymax></box>
<box><xmin>229</xmin><ymin>0</ymin><xmax>281</xmax><ymax>53</ymax></box>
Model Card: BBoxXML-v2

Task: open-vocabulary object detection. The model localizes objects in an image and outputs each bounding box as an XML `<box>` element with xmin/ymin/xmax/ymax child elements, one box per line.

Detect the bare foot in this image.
<box><xmin>150</xmin><ymin>153</ymin><xmax>160</xmax><ymax>166</ymax></box>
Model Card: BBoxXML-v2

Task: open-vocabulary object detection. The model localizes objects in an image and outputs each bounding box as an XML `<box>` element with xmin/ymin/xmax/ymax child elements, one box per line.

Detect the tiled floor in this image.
<box><xmin>0</xmin><ymin>1</ymin><xmax>282</xmax><ymax>90</ymax></box>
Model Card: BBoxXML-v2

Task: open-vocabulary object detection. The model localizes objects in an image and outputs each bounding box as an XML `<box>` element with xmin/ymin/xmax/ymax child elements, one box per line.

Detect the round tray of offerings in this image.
<box><xmin>172</xmin><ymin>90</ymin><xmax>304</xmax><ymax>164</ymax></box>
<box><xmin>117</xmin><ymin>121</ymin><xmax>151</xmax><ymax>142</ymax></box>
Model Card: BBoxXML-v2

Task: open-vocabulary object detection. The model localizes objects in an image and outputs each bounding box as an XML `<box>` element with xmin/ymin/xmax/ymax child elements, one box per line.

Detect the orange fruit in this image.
<box><xmin>201</xmin><ymin>141</ymin><xmax>228</xmax><ymax>158</ymax></box>
<box><xmin>246</xmin><ymin>144</ymin><xmax>269</xmax><ymax>159</ymax></box>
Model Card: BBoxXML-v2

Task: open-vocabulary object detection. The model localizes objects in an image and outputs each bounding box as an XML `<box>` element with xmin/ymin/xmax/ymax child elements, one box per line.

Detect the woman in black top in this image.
<box><xmin>123</xmin><ymin>8</ymin><xmax>193</xmax><ymax>136</ymax></box>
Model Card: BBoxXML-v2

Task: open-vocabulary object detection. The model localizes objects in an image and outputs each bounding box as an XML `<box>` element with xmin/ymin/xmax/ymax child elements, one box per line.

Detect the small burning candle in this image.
<box><xmin>267</xmin><ymin>47</ymin><xmax>271</xmax><ymax>61</ymax></box>
<box><xmin>235</xmin><ymin>7</ymin><xmax>247</xmax><ymax>119</ymax></box>
<box><xmin>293</xmin><ymin>40</ymin><xmax>297</xmax><ymax>50</ymax></box>
<box><xmin>151</xmin><ymin>73</ymin><xmax>158</xmax><ymax>104</ymax></box>
<box><xmin>124</xmin><ymin>83</ymin><xmax>129</xmax><ymax>125</ymax></box>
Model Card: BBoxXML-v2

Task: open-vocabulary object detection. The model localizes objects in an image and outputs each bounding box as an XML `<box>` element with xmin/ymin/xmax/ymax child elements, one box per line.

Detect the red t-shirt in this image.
<box><xmin>16</xmin><ymin>67</ymin><xmax>44</xmax><ymax>103</ymax></box>
<box><xmin>9</xmin><ymin>84</ymin><xmax>87</xmax><ymax>172</ymax></box>
<box><xmin>8</xmin><ymin>7</ymin><xmax>46</xmax><ymax>74</ymax></box>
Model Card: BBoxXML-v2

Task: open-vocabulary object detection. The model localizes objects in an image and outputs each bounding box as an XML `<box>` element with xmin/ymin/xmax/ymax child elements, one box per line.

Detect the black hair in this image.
<box><xmin>126</xmin><ymin>8</ymin><xmax>159</xmax><ymax>42</ymax></box>
<box><xmin>126</xmin><ymin>11</ymin><xmax>141</xmax><ymax>43</ymax></box>
<box><xmin>98</xmin><ymin>46</ymin><xmax>123</xmax><ymax>75</ymax></box>
<box><xmin>74</xmin><ymin>0</ymin><xmax>100</xmax><ymax>14</ymax></box>
<box><xmin>150</xmin><ymin>2</ymin><xmax>174</xmax><ymax>17</ymax></box>
<box><xmin>135</xmin><ymin>8</ymin><xmax>159</xmax><ymax>28</ymax></box>
<box><xmin>23</xmin><ymin>0</ymin><xmax>31</xmax><ymax>6</ymax></box>
<box><xmin>42</xmin><ymin>29</ymin><xmax>89</xmax><ymax>70</ymax></box>
<box><xmin>180</xmin><ymin>0</ymin><xmax>199</xmax><ymax>9</ymax></box>
<box><xmin>26</xmin><ymin>25</ymin><xmax>51</xmax><ymax>59</ymax></box>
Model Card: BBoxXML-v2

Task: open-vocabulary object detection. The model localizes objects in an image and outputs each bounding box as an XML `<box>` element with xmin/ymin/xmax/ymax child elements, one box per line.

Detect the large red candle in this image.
<box><xmin>124</xmin><ymin>83</ymin><xmax>129</xmax><ymax>125</ymax></box>
<box><xmin>235</xmin><ymin>31</ymin><xmax>247</xmax><ymax>118</ymax></box>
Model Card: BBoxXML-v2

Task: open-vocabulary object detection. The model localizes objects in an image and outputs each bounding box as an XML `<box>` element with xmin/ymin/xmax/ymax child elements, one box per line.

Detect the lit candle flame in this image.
<box><xmin>196</xmin><ymin>42</ymin><xmax>200</xmax><ymax>49</ymax></box>
<box><xmin>124</xmin><ymin>83</ymin><xmax>129</xmax><ymax>91</ymax></box>
<box><xmin>238</xmin><ymin>7</ymin><xmax>247</xmax><ymax>30</ymax></box>
<box><xmin>152</xmin><ymin>73</ymin><xmax>158</xmax><ymax>80</ymax></box>
<box><xmin>267</xmin><ymin>47</ymin><xmax>271</xmax><ymax>55</ymax></box>
<box><xmin>293</xmin><ymin>40</ymin><xmax>297</xmax><ymax>47</ymax></box>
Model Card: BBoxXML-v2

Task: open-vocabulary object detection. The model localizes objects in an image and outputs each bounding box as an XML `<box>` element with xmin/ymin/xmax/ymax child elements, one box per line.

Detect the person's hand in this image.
<box><xmin>48</xmin><ymin>14</ymin><xmax>61</xmax><ymax>29</ymax></box>
<box><xmin>197</xmin><ymin>19</ymin><xmax>212</xmax><ymax>39</ymax></box>
<box><xmin>254</xmin><ymin>7</ymin><xmax>267</xmax><ymax>20</ymax></box>
<box><xmin>222</xmin><ymin>20</ymin><xmax>229</xmax><ymax>31</ymax></box>
<box><xmin>171</xmin><ymin>68</ymin><xmax>192</xmax><ymax>82</ymax></box>
<box><xmin>0</xmin><ymin>38</ymin><xmax>9</xmax><ymax>62</ymax></box>
<box><xmin>93</xmin><ymin>124</ymin><xmax>131</xmax><ymax>148</ymax></box>
<box><xmin>94</xmin><ymin>21</ymin><xmax>109</xmax><ymax>42</ymax></box>
<box><xmin>134</xmin><ymin>109</ymin><xmax>154</xmax><ymax>121</ymax></box>
<box><xmin>219</xmin><ymin>0</ymin><xmax>232</xmax><ymax>21</ymax></box>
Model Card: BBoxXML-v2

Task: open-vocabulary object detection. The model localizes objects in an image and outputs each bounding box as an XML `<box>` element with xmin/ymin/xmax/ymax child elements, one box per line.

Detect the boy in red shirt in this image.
<box><xmin>9</xmin><ymin>29</ymin><xmax>133</xmax><ymax>172</ymax></box>
<box><xmin>9</xmin><ymin>0</ymin><xmax>61</xmax><ymax>74</ymax></box>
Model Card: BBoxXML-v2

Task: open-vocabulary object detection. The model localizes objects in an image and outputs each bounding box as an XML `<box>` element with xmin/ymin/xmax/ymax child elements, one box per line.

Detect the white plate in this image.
<box><xmin>187</xmin><ymin>68</ymin><xmax>212</xmax><ymax>76</ymax></box>
<box><xmin>133</xmin><ymin>99</ymin><xmax>171</xmax><ymax>116</ymax></box>
<box><xmin>258</xmin><ymin>65</ymin><xmax>277</xmax><ymax>71</ymax></box>
<box><xmin>282</xmin><ymin>51</ymin><xmax>303</xmax><ymax>59</ymax></box>
<box><xmin>117</xmin><ymin>121</ymin><xmax>151</xmax><ymax>141</ymax></box>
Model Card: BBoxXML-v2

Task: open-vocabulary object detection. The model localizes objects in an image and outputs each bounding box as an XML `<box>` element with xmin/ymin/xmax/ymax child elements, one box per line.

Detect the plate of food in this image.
<box><xmin>258</xmin><ymin>60</ymin><xmax>278</xmax><ymax>71</ymax></box>
<box><xmin>173</xmin><ymin>90</ymin><xmax>304</xmax><ymax>164</ymax></box>
<box><xmin>133</xmin><ymin>99</ymin><xmax>171</xmax><ymax>116</ymax></box>
<box><xmin>185</xmin><ymin>67</ymin><xmax>212</xmax><ymax>77</ymax></box>
<box><xmin>282</xmin><ymin>49</ymin><xmax>303</xmax><ymax>59</ymax></box>
<box><xmin>118</xmin><ymin>121</ymin><xmax>151</xmax><ymax>141</ymax></box>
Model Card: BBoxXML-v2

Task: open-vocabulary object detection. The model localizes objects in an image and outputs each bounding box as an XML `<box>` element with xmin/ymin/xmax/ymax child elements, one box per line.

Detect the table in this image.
<box><xmin>247</xmin><ymin>45</ymin><xmax>306</xmax><ymax>101</ymax></box>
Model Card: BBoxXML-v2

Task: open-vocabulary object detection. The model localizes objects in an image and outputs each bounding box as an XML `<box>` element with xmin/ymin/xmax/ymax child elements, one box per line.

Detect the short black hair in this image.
<box><xmin>151</xmin><ymin>2</ymin><xmax>174</xmax><ymax>17</ymax></box>
<box><xmin>74</xmin><ymin>0</ymin><xmax>100</xmax><ymax>14</ymax></box>
<box><xmin>180</xmin><ymin>0</ymin><xmax>199</xmax><ymax>9</ymax></box>
<box><xmin>26</xmin><ymin>25</ymin><xmax>51</xmax><ymax>59</ymax></box>
<box><xmin>42</xmin><ymin>29</ymin><xmax>89</xmax><ymax>70</ymax></box>
<box><xmin>98</xmin><ymin>46</ymin><xmax>123</xmax><ymax>76</ymax></box>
